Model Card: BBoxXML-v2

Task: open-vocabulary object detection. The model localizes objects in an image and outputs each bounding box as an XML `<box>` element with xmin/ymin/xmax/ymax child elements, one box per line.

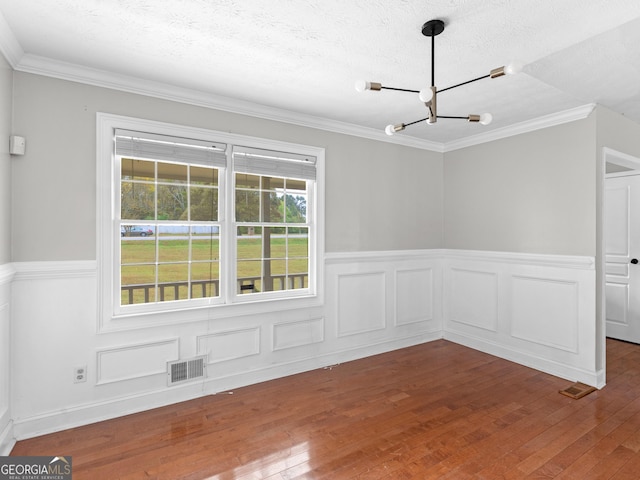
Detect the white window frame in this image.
<box><xmin>97</xmin><ymin>113</ymin><xmax>324</xmax><ymax>332</ymax></box>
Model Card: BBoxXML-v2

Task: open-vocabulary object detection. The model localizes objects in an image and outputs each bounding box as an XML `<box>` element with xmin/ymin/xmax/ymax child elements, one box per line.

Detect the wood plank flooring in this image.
<box><xmin>11</xmin><ymin>339</ymin><xmax>640</xmax><ymax>479</ymax></box>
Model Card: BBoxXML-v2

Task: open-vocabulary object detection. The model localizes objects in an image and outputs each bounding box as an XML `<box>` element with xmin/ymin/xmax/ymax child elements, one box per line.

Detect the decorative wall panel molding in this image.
<box><xmin>0</xmin><ymin>305</ymin><xmax>8</xmax><ymax>414</ymax></box>
<box><xmin>0</xmin><ymin>301</ymin><xmax>10</xmax><ymax>455</ymax></box>
<box><xmin>197</xmin><ymin>327</ymin><xmax>261</xmax><ymax>364</ymax></box>
<box><xmin>443</xmin><ymin>250</ymin><xmax>597</xmax><ymax>386</ymax></box>
<box><xmin>336</xmin><ymin>272</ymin><xmax>386</xmax><ymax>337</ymax></box>
<box><xmin>448</xmin><ymin>268</ymin><xmax>499</xmax><ymax>332</ymax></box>
<box><xmin>273</xmin><ymin>318</ymin><xmax>324</xmax><ymax>351</ymax></box>
<box><xmin>395</xmin><ymin>268</ymin><xmax>434</xmax><ymax>326</ymax></box>
<box><xmin>96</xmin><ymin>339</ymin><xmax>179</xmax><ymax>385</ymax></box>
<box><xmin>7</xmin><ymin>249</ymin><xmax>597</xmax><ymax>439</ymax></box>
<box><xmin>511</xmin><ymin>276</ymin><xmax>579</xmax><ymax>352</ymax></box>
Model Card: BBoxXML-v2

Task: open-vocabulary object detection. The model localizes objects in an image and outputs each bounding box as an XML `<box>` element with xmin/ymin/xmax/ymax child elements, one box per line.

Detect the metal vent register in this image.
<box><xmin>167</xmin><ymin>356</ymin><xmax>207</xmax><ymax>386</ymax></box>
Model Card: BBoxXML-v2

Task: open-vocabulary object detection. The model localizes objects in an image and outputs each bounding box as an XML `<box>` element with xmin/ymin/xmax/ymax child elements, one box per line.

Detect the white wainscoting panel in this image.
<box><xmin>326</xmin><ymin>251</ymin><xmax>443</xmax><ymax>351</ymax></box>
<box><xmin>443</xmin><ymin>250</ymin><xmax>598</xmax><ymax>387</ymax></box>
<box><xmin>395</xmin><ymin>268</ymin><xmax>434</xmax><ymax>326</ymax></box>
<box><xmin>336</xmin><ymin>272</ymin><xmax>386</xmax><ymax>337</ymax></box>
<box><xmin>0</xmin><ymin>266</ymin><xmax>13</xmax><ymax>455</ymax></box>
<box><xmin>97</xmin><ymin>339</ymin><xmax>180</xmax><ymax>385</ymax></box>
<box><xmin>8</xmin><ymin>250</ymin><xmax>599</xmax><ymax>441</ymax></box>
<box><xmin>511</xmin><ymin>276</ymin><xmax>578</xmax><ymax>352</ymax></box>
<box><xmin>449</xmin><ymin>268</ymin><xmax>499</xmax><ymax>332</ymax></box>
<box><xmin>0</xmin><ymin>304</ymin><xmax>9</xmax><ymax>420</ymax></box>
<box><xmin>273</xmin><ymin>318</ymin><xmax>324</xmax><ymax>351</ymax></box>
<box><xmin>197</xmin><ymin>327</ymin><xmax>261</xmax><ymax>363</ymax></box>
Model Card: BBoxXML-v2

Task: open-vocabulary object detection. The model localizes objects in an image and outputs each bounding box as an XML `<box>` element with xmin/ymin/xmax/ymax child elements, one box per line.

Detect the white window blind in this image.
<box><xmin>233</xmin><ymin>146</ymin><xmax>316</xmax><ymax>180</ymax></box>
<box><xmin>115</xmin><ymin>129</ymin><xmax>227</xmax><ymax>168</ymax></box>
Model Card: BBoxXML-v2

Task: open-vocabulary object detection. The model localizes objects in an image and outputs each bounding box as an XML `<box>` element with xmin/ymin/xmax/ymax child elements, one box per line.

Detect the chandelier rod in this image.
<box><xmin>380</xmin><ymin>86</ymin><xmax>420</xmax><ymax>94</ymax></box>
<box><xmin>438</xmin><ymin>74</ymin><xmax>491</xmax><ymax>94</ymax></box>
<box><xmin>431</xmin><ymin>32</ymin><xmax>435</xmax><ymax>87</ymax></box>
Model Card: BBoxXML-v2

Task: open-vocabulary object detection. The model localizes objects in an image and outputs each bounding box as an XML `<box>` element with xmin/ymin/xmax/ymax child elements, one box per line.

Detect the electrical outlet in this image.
<box><xmin>74</xmin><ymin>365</ymin><xmax>87</xmax><ymax>383</ymax></box>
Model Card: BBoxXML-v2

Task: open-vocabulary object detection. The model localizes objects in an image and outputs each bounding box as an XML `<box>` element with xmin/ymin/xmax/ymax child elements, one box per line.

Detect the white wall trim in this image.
<box><xmin>197</xmin><ymin>327</ymin><xmax>262</xmax><ymax>363</ymax></box>
<box><xmin>326</xmin><ymin>249</ymin><xmax>446</xmax><ymax>264</ymax></box>
<box><xmin>12</xmin><ymin>260</ymin><xmax>96</xmax><ymax>281</ymax></box>
<box><xmin>445</xmin><ymin>331</ymin><xmax>603</xmax><ymax>388</ymax></box>
<box><xmin>0</xmin><ymin>264</ymin><xmax>12</xmax><ymax>455</ymax></box>
<box><xmin>11</xmin><ymin>332</ymin><xmax>437</xmax><ymax>440</ymax></box>
<box><xmin>4</xmin><ymin>51</ymin><xmax>594</xmax><ymax>154</ymax></box>
<box><xmin>444</xmin><ymin>249</ymin><xmax>595</xmax><ymax>269</ymax></box>
<box><xmin>0</xmin><ymin>419</ymin><xmax>14</xmax><ymax>456</ymax></box>
<box><xmin>444</xmin><ymin>104</ymin><xmax>597</xmax><ymax>152</ymax></box>
<box><xmin>11</xmin><ymin>250</ymin><xmax>593</xmax><ymax>275</ymax></box>
<box><xmin>7</xmin><ymin>249</ymin><xmax>599</xmax><ymax>440</ymax></box>
<box><xmin>95</xmin><ymin>338</ymin><xmax>180</xmax><ymax>385</ymax></box>
<box><xmin>603</xmin><ymin>147</ymin><xmax>640</xmax><ymax>172</ymax></box>
<box><xmin>16</xmin><ymin>54</ymin><xmax>444</xmax><ymax>152</ymax></box>
<box><xmin>0</xmin><ymin>263</ymin><xmax>15</xmax><ymax>286</ymax></box>
<box><xmin>0</xmin><ymin>10</ymin><xmax>23</xmax><ymax>68</ymax></box>
<box><xmin>443</xmin><ymin>250</ymin><xmax>598</xmax><ymax>387</ymax></box>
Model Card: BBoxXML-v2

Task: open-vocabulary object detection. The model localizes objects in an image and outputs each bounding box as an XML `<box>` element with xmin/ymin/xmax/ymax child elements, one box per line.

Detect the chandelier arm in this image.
<box><xmin>437</xmin><ymin>115</ymin><xmax>470</xmax><ymax>120</ymax></box>
<box><xmin>404</xmin><ymin>117</ymin><xmax>430</xmax><ymax>127</ymax></box>
<box><xmin>381</xmin><ymin>86</ymin><xmax>421</xmax><ymax>94</ymax></box>
<box><xmin>437</xmin><ymin>74</ymin><xmax>491</xmax><ymax>94</ymax></box>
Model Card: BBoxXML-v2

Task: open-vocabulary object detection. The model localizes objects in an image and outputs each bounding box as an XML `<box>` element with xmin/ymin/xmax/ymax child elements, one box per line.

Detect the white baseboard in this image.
<box><xmin>444</xmin><ymin>330</ymin><xmax>604</xmax><ymax>388</ymax></box>
<box><xmin>0</xmin><ymin>420</ymin><xmax>15</xmax><ymax>456</ymax></box>
<box><xmin>13</xmin><ymin>332</ymin><xmax>440</xmax><ymax>440</ymax></box>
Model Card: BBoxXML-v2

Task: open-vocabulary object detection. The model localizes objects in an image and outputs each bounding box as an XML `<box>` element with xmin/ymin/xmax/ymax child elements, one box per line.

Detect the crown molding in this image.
<box><xmin>8</xmin><ymin>50</ymin><xmax>594</xmax><ymax>155</ymax></box>
<box><xmin>443</xmin><ymin>104</ymin><xmax>597</xmax><ymax>152</ymax></box>
<box><xmin>0</xmin><ymin>10</ymin><xmax>23</xmax><ymax>67</ymax></box>
<box><xmin>15</xmin><ymin>54</ymin><xmax>445</xmax><ymax>152</ymax></box>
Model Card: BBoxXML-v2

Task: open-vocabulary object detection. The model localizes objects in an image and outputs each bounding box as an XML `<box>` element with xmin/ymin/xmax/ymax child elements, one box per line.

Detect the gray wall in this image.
<box><xmin>0</xmin><ymin>55</ymin><xmax>11</xmax><ymax>264</ymax></box>
<box><xmin>444</xmin><ymin>116</ymin><xmax>597</xmax><ymax>256</ymax></box>
<box><xmin>11</xmin><ymin>73</ymin><xmax>444</xmax><ymax>261</ymax></box>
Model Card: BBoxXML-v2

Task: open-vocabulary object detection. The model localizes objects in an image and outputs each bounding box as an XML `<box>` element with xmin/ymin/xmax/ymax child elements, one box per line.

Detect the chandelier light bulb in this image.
<box><xmin>504</xmin><ymin>63</ymin><xmax>522</xmax><ymax>75</ymax></box>
<box><xmin>479</xmin><ymin>113</ymin><xmax>493</xmax><ymax>125</ymax></box>
<box><xmin>355</xmin><ymin>80</ymin><xmax>370</xmax><ymax>92</ymax></box>
<box><xmin>418</xmin><ymin>88</ymin><xmax>434</xmax><ymax>103</ymax></box>
<box><xmin>385</xmin><ymin>124</ymin><xmax>406</xmax><ymax>136</ymax></box>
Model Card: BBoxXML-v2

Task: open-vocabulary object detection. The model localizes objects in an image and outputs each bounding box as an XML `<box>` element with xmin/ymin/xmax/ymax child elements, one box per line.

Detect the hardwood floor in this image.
<box><xmin>11</xmin><ymin>338</ymin><xmax>640</xmax><ymax>479</ymax></box>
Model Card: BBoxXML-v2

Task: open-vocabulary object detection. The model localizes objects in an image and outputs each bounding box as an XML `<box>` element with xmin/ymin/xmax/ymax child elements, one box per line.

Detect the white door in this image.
<box><xmin>606</xmin><ymin>174</ymin><xmax>640</xmax><ymax>343</ymax></box>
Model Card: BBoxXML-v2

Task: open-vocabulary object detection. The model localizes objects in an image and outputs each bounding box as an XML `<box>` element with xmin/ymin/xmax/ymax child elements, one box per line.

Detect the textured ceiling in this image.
<box><xmin>1</xmin><ymin>0</ymin><xmax>640</xmax><ymax>148</ymax></box>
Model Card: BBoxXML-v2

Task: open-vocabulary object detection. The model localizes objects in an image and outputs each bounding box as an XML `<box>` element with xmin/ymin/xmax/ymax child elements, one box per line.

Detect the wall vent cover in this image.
<box><xmin>167</xmin><ymin>355</ymin><xmax>207</xmax><ymax>386</ymax></box>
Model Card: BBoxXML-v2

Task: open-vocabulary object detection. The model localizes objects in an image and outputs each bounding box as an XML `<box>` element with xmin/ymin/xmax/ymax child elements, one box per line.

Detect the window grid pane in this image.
<box><xmin>120</xmin><ymin>155</ymin><xmax>221</xmax><ymax>306</ymax></box>
<box><xmin>235</xmin><ymin>225</ymin><xmax>309</xmax><ymax>295</ymax></box>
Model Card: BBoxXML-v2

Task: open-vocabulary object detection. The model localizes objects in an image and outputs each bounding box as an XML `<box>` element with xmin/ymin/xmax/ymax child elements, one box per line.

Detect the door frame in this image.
<box><xmin>601</xmin><ymin>147</ymin><xmax>640</xmax><ymax>383</ymax></box>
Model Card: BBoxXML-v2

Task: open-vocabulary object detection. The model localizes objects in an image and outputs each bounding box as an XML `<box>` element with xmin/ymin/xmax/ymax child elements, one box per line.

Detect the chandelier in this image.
<box><xmin>355</xmin><ymin>19</ymin><xmax>521</xmax><ymax>136</ymax></box>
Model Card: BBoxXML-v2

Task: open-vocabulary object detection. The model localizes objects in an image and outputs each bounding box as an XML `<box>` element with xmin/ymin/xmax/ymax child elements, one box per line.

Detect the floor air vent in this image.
<box><xmin>167</xmin><ymin>356</ymin><xmax>207</xmax><ymax>386</ymax></box>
